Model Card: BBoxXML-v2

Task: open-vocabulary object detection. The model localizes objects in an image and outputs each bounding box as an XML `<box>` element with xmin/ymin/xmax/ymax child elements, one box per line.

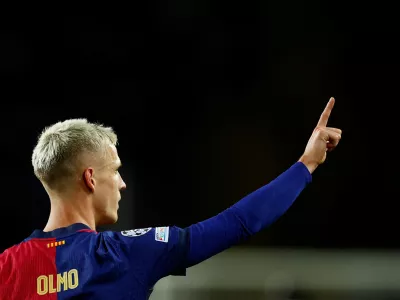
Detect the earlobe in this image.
<box><xmin>83</xmin><ymin>168</ymin><xmax>95</xmax><ymax>192</ymax></box>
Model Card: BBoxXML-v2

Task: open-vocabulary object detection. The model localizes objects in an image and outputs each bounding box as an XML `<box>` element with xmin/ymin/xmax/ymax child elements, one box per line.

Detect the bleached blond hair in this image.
<box><xmin>32</xmin><ymin>118</ymin><xmax>118</xmax><ymax>190</ymax></box>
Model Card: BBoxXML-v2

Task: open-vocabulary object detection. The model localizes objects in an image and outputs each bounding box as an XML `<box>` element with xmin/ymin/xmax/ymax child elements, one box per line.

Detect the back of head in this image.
<box><xmin>32</xmin><ymin>118</ymin><xmax>118</xmax><ymax>191</ymax></box>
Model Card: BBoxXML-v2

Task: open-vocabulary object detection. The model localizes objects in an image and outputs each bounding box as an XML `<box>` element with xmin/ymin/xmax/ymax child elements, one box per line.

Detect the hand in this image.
<box><xmin>299</xmin><ymin>97</ymin><xmax>342</xmax><ymax>174</ymax></box>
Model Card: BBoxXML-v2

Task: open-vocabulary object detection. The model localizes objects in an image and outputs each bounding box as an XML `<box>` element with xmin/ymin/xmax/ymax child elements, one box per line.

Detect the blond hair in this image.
<box><xmin>32</xmin><ymin>118</ymin><xmax>118</xmax><ymax>190</ymax></box>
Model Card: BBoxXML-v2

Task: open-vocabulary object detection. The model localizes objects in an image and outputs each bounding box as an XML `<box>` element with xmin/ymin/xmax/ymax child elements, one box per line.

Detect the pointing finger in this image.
<box><xmin>317</xmin><ymin>97</ymin><xmax>335</xmax><ymax>127</ymax></box>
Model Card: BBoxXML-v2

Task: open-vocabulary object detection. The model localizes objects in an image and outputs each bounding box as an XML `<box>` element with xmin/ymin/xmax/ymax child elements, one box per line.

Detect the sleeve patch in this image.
<box><xmin>155</xmin><ymin>227</ymin><xmax>169</xmax><ymax>243</ymax></box>
<box><xmin>121</xmin><ymin>228</ymin><xmax>152</xmax><ymax>237</ymax></box>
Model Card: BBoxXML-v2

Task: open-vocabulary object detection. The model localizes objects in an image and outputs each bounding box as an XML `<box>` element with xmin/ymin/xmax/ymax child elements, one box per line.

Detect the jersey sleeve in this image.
<box><xmin>106</xmin><ymin>226</ymin><xmax>188</xmax><ymax>285</ymax></box>
<box><xmin>106</xmin><ymin>162</ymin><xmax>310</xmax><ymax>287</ymax></box>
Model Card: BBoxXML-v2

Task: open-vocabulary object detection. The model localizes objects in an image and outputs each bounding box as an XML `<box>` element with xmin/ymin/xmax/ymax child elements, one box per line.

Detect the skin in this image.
<box><xmin>299</xmin><ymin>97</ymin><xmax>342</xmax><ymax>173</ymax></box>
<box><xmin>43</xmin><ymin>144</ymin><xmax>126</xmax><ymax>232</ymax></box>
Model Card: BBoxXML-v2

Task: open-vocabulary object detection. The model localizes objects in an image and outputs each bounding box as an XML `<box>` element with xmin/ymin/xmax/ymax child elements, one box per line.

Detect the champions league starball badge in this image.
<box><xmin>121</xmin><ymin>228</ymin><xmax>152</xmax><ymax>237</ymax></box>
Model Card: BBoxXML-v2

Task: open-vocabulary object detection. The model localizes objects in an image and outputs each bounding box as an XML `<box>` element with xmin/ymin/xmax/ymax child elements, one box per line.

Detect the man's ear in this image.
<box><xmin>83</xmin><ymin>168</ymin><xmax>95</xmax><ymax>192</ymax></box>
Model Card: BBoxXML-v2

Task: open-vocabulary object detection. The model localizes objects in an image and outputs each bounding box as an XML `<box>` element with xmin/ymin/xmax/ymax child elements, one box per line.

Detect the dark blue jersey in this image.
<box><xmin>0</xmin><ymin>162</ymin><xmax>311</xmax><ymax>299</ymax></box>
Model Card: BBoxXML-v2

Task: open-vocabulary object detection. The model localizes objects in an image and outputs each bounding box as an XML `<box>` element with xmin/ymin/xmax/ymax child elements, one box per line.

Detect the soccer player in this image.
<box><xmin>0</xmin><ymin>98</ymin><xmax>341</xmax><ymax>299</ymax></box>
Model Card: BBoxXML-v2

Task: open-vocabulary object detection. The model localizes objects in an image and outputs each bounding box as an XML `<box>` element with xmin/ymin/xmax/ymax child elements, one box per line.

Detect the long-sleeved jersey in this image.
<box><xmin>0</xmin><ymin>162</ymin><xmax>311</xmax><ymax>299</ymax></box>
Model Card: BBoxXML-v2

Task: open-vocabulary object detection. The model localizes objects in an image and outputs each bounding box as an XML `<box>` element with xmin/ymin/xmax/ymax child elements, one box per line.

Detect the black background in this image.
<box><xmin>1</xmin><ymin>3</ymin><xmax>398</xmax><ymax>251</ymax></box>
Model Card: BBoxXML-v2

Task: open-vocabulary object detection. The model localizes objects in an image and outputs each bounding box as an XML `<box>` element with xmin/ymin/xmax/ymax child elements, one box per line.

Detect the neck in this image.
<box><xmin>43</xmin><ymin>194</ymin><xmax>96</xmax><ymax>232</ymax></box>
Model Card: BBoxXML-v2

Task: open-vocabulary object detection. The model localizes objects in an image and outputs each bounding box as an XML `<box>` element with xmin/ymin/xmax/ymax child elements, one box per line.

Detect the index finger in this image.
<box><xmin>317</xmin><ymin>97</ymin><xmax>335</xmax><ymax>127</ymax></box>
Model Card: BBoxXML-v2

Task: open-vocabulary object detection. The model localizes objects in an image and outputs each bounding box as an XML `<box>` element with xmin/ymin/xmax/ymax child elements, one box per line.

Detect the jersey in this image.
<box><xmin>0</xmin><ymin>223</ymin><xmax>188</xmax><ymax>299</ymax></box>
<box><xmin>0</xmin><ymin>162</ymin><xmax>312</xmax><ymax>299</ymax></box>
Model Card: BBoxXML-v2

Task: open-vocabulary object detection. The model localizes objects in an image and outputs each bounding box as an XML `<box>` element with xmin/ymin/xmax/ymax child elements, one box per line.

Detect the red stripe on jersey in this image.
<box><xmin>76</xmin><ymin>229</ymin><xmax>96</xmax><ymax>233</ymax></box>
<box><xmin>0</xmin><ymin>238</ymin><xmax>58</xmax><ymax>299</ymax></box>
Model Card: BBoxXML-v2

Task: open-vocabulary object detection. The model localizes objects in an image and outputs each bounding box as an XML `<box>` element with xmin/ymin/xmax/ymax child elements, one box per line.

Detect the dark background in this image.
<box><xmin>0</xmin><ymin>3</ymin><xmax>398</xmax><ymax>252</ymax></box>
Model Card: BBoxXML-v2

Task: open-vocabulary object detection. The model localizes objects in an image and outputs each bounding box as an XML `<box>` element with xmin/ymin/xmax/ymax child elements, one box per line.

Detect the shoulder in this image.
<box><xmin>120</xmin><ymin>227</ymin><xmax>154</xmax><ymax>238</ymax></box>
<box><xmin>102</xmin><ymin>227</ymin><xmax>153</xmax><ymax>241</ymax></box>
<box><xmin>103</xmin><ymin>226</ymin><xmax>171</xmax><ymax>243</ymax></box>
<box><xmin>103</xmin><ymin>226</ymin><xmax>186</xmax><ymax>251</ymax></box>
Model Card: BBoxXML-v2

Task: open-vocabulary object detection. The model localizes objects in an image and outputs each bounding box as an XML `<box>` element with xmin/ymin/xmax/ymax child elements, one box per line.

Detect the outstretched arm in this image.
<box><xmin>185</xmin><ymin>161</ymin><xmax>311</xmax><ymax>267</ymax></box>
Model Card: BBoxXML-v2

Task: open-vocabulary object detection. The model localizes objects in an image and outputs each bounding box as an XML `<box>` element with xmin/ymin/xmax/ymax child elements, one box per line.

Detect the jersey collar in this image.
<box><xmin>28</xmin><ymin>223</ymin><xmax>95</xmax><ymax>239</ymax></box>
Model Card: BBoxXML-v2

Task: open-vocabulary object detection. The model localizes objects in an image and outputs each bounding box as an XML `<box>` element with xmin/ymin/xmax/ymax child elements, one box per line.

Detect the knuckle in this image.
<box><xmin>315</xmin><ymin>127</ymin><xmax>326</xmax><ymax>135</ymax></box>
